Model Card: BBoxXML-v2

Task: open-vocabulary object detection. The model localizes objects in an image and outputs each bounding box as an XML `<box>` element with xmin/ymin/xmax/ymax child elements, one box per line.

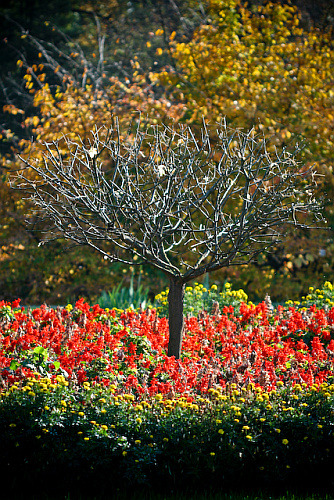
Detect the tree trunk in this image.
<box><xmin>167</xmin><ymin>279</ymin><xmax>185</xmax><ymax>359</ymax></box>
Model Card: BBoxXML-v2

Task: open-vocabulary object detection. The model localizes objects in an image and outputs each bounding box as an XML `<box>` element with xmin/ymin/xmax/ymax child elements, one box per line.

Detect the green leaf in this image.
<box><xmin>9</xmin><ymin>360</ymin><xmax>19</xmax><ymax>371</ymax></box>
<box><xmin>33</xmin><ymin>345</ymin><xmax>49</xmax><ymax>360</ymax></box>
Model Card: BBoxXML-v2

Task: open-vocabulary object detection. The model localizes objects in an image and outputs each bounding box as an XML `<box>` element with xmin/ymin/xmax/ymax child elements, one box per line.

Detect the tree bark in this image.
<box><xmin>167</xmin><ymin>278</ymin><xmax>185</xmax><ymax>359</ymax></box>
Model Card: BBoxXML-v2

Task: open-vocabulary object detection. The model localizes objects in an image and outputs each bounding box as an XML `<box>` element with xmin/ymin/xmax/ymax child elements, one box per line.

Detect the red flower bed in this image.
<box><xmin>1</xmin><ymin>298</ymin><xmax>334</xmax><ymax>396</ymax></box>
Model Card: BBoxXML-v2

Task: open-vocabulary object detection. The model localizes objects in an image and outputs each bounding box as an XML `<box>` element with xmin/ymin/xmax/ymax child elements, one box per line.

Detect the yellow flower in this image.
<box><xmin>84</xmin><ymin>437</ymin><xmax>89</xmax><ymax>441</ymax></box>
<box><xmin>101</xmin><ymin>425</ymin><xmax>108</xmax><ymax>431</ymax></box>
<box><xmin>218</xmin><ymin>429</ymin><xmax>224</xmax><ymax>435</ymax></box>
<box><xmin>78</xmin><ymin>412</ymin><xmax>85</xmax><ymax>417</ymax></box>
<box><xmin>282</xmin><ymin>439</ymin><xmax>289</xmax><ymax>445</ymax></box>
<box><xmin>210</xmin><ymin>452</ymin><xmax>215</xmax><ymax>456</ymax></box>
<box><xmin>135</xmin><ymin>439</ymin><xmax>141</xmax><ymax>444</ymax></box>
<box><xmin>163</xmin><ymin>437</ymin><xmax>169</xmax><ymax>442</ymax></box>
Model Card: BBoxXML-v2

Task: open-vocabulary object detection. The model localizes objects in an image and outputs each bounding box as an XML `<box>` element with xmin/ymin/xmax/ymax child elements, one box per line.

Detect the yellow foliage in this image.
<box><xmin>152</xmin><ymin>0</ymin><xmax>333</xmax><ymax>172</ymax></box>
<box><xmin>151</xmin><ymin>0</ymin><xmax>334</xmax><ymax>248</ymax></box>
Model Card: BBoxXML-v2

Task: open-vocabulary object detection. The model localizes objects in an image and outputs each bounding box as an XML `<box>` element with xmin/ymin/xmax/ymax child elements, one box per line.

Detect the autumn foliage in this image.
<box><xmin>0</xmin><ymin>0</ymin><xmax>333</xmax><ymax>304</ymax></box>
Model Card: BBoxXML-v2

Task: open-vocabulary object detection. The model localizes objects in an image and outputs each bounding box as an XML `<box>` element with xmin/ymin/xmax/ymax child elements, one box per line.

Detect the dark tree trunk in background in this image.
<box><xmin>167</xmin><ymin>279</ymin><xmax>185</xmax><ymax>359</ymax></box>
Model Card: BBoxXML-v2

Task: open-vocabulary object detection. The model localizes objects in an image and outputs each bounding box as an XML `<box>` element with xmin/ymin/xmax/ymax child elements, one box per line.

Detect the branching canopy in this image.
<box><xmin>14</xmin><ymin>119</ymin><xmax>325</xmax><ymax>283</ymax></box>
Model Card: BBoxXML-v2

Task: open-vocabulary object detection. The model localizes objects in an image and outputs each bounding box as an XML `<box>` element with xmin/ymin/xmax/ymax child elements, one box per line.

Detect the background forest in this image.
<box><xmin>0</xmin><ymin>0</ymin><xmax>333</xmax><ymax>305</ymax></box>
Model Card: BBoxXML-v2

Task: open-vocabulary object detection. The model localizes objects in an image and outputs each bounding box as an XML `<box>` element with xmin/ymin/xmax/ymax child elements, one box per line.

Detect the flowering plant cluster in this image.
<box><xmin>155</xmin><ymin>282</ymin><xmax>249</xmax><ymax>317</ymax></box>
<box><xmin>1</xmin><ymin>290</ymin><xmax>334</xmax><ymax>393</ymax></box>
<box><xmin>286</xmin><ymin>281</ymin><xmax>334</xmax><ymax>310</ymax></box>
<box><xmin>1</xmin><ymin>283</ymin><xmax>334</xmax><ymax>493</ymax></box>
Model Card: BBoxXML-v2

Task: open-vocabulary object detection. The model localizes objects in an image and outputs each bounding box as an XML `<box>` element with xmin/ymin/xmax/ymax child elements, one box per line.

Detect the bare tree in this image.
<box><xmin>13</xmin><ymin>119</ymin><xmax>325</xmax><ymax>358</ymax></box>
